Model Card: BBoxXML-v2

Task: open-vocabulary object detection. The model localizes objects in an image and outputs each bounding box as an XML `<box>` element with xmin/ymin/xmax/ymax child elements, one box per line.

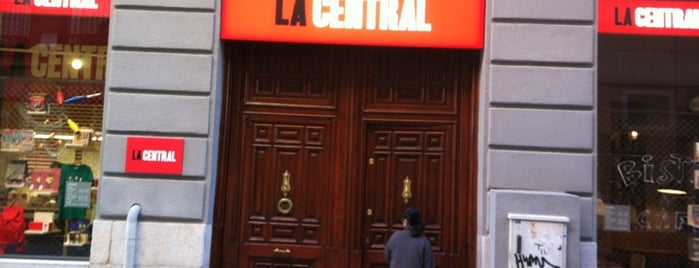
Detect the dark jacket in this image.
<box><xmin>384</xmin><ymin>229</ymin><xmax>435</xmax><ymax>268</ymax></box>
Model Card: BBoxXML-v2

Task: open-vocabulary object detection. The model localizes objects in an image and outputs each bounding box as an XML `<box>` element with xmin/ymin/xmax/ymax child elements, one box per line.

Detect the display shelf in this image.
<box><xmin>25</xmin><ymin>229</ymin><xmax>61</xmax><ymax>235</ymax></box>
<box><xmin>63</xmin><ymin>242</ymin><xmax>89</xmax><ymax>247</ymax></box>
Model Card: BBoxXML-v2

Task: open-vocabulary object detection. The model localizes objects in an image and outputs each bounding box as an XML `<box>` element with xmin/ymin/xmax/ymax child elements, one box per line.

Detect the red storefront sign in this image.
<box><xmin>0</xmin><ymin>0</ymin><xmax>110</xmax><ymax>17</ymax></box>
<box><xmin>599</xmin><ymin>0</ymin><xmax>699</xmax><ymax>37</ymax></box>
<box><xmin>125</xmin><ymin>137</ymin><xmax>184</xmax><ymax>175</ymax></box>
<box><xmin>221</xmin><ymin>0</ymin><xmax>485</xmax><ymax>49</ymax></box>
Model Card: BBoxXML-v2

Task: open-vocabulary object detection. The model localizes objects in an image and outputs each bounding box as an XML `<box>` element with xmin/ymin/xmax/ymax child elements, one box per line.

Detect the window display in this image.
<box><xmin>0</xmin><ymin>4</ymin><xmax>107</xmax><ymax>260</ymax></box>
<box><xmin>598</xmin><ymin>85</ymin><xmax>699</xmax><ymax>267</ymax></box>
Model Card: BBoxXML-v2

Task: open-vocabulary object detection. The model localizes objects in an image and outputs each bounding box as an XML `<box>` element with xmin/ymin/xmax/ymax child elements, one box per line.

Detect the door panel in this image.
<box><xmin>361</xmin><ymin>47</ymin><xmax>459</xmax><ymax>115</ymax></box>
<box><xmin>363</xmin><ymin>124</ymin><xmax>453</xmax><ymax>268</ymax></box>
<box><xmin>220</xmin><ymin>42</ymin><xmax>339</xmax><ymax>268</ymax></box>
<box><xmin>214</xmin><ymin>42</ymin><xmax>476</xmax><ymax>268</ymax></box>
<box><xmin>237</xmin><ymin>114</ymin><xmax>332</xmax><ymax>267</ymax></box>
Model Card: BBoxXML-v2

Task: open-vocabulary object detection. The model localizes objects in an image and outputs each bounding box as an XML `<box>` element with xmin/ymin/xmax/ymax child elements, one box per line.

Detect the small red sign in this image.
<box><xmin>599</xmin><ymin>0</ymin><xmax>699</xmax><ymax>37</ymax></box>
<box><xmin>125</xmin><ymin>137</ymin><xmax>184</xmax><ymax>175</ymax></box>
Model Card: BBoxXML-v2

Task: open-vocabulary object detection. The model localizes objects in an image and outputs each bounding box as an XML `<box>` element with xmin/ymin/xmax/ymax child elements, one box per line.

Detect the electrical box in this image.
<box><xmin>508</xmin><ymin>213</ymin><xmax>569</xmax><ymax>268</ymax></box>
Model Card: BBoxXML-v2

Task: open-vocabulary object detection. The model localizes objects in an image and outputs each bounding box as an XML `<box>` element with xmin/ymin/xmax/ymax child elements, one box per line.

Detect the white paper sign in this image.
<box><xmin>508</xmin><ymin>214</ymin><xmax>568</xmax><ymax>268</ymax></box>
<box><xmin>604</xmin><ymin>205</ymin><xmax>631</xmax><ymax>231</ymax></box>
<box><xmin>64</xmin><ymin>181</ymin><xmax>92</xmax><ymax>208</ymax></box>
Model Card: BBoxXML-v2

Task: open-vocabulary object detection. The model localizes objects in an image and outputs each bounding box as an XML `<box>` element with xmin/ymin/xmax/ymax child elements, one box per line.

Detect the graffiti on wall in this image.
<box><xmin>509</xmin><ymin>214</ymin><xmax>568</xmax><ymax>268</ymax></box>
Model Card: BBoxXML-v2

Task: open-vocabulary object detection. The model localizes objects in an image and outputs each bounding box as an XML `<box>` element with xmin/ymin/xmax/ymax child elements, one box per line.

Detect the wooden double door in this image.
<box><xmin>213</xmin><ymin>42</ymin><xmax>477</xmax><ymax>268</ymax></box>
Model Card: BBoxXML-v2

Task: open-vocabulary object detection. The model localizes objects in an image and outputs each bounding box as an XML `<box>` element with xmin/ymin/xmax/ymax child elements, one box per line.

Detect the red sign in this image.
<box><xmin>599</xmin><ymin>0</ymin><xmax>699</xmax><ymax>37</ymax></box>
<box><xmin>221</xmin><ymin>0</ymin><xmax>484</xmax><ymax>49</ymax></box>
<box><xmin>125</xmin><ymin>137</ymin><xmax>184</xmax><ymax>175</ymax></box>
<box><xmin>0</xmin><ymin>0</ymin><xmax>110</xmax><ymax>17</ymax></box>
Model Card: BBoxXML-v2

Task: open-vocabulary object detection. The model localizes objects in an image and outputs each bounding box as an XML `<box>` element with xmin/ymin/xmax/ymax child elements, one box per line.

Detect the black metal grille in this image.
<box><xmin>598</xmin><ymin>108</ymin><xmax>699</xmax><ymax>268</ymax></box>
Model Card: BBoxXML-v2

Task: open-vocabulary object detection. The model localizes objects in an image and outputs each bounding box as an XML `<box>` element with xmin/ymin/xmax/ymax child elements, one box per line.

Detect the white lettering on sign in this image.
<box><xmin>34</xmin><ymin>0</ymin><xmax>99</xmax><ymax>9</ymax></box>
<box><xmin>141</xmin><ymin>150</ymin><xmax>177</xmax><ymax>163</ymax></box>
<box><xmin>635</xmin><ymin>7</ymin><xmax>699</xmax><ymax>29</ymax></box>
<box><xmin>311</xmin><ymin>0</ymin><xmax>431</xmax><ymax>31</ymax></box>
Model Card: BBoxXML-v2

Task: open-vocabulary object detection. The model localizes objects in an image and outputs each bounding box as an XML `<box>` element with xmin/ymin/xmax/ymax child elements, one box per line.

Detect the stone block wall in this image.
<box><xmin>478</xmin><ymin>0</ymin><xmax>597</xmax><ymax>267</ymax></box>
<box><xmin>90</xmin><ymin>0</ymin><xmax>219</xmax><ymax>267</ymax></box>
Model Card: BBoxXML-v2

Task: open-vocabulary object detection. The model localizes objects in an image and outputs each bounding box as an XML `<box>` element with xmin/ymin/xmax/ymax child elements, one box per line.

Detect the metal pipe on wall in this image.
<box><xmin>124</xmin><ymin>204</ymin><xmax>142</xmax><ymax>268</ymax></box>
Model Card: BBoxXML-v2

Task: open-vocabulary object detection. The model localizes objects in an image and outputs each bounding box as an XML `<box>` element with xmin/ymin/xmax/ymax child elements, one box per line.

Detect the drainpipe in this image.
<box><xmin>124</xmin><ymin>204</ymin><xmax>142</xmax><ymax>268</ymax></box>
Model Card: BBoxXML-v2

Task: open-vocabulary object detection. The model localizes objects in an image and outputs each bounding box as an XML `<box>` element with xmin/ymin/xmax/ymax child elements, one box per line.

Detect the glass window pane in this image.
<box><xmin>0</xmin><ymin>6</ymin><xmax>107</xmax><ymax>260</ymax></box>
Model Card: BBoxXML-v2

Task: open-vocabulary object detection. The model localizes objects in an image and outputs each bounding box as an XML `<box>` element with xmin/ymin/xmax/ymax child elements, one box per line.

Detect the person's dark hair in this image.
<box><xmin>403</xmin><ymin>207</ymin><xmax>425</xmax><ymax>237</ymax></box>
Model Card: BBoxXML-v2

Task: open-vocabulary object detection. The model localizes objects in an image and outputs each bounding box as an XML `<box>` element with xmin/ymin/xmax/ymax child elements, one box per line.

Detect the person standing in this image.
<box><xmin>384</xmin><ymin>207</ymin><xmax>435</xmax><ymax>268</ymax></box>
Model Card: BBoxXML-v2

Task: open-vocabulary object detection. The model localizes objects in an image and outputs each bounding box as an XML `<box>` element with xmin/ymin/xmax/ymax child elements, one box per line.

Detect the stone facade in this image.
<box><xmin>91</xmin><ymin>0</ymin><xmax>220</xmax><ymax>267</ymax></box>
<box><xmin>478</xmin><ymin>0</ymin><xmax>597</xmax><ymax>267</ymax></box>
<box><xmin>3</xmin><ymin>0</ymin><xmax>598</xmax><ymax>266</ymax></box>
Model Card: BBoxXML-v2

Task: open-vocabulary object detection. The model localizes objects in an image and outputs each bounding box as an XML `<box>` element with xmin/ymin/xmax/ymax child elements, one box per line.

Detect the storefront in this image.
<box><xmin>0</xmin><ymin>0</ymin><xmax>598</xmax><ymax>267</ymax></box>
<box><xmin>0</xmin><ymin>0</ymin><xmax>108</xmax><ymax>261</ymax></box>
<box><xmin>214</xmin><ymin>0</ymin><xmax>483</xmax><ymax>267</ymax></box>
<box><xmin>597</xmin><ymin>0</ymin><xmax>699</xmax><ymax>267</ymax></box>
<box><xmin>212</xmin><ymin>0</ymin><xmax>597</xmax><ymax>267</ymax></box>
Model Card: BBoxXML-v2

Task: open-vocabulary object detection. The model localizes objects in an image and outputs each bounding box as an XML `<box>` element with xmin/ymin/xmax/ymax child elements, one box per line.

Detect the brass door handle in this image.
<box><xmin>281</xmin><ymin>170</ymin><xmax>291</xmax><ymax>196</ymax></box>
<box><xmin>277</xmin><ymin>170</ymin><xmax>293</xmax><ymax>214</ymax></box>
<box><xmin>273</xmin><ymin>248</ymin><xmax>291</xmax><ymax>254</ymax></box>
<box><xmin>402</xmin><ymin>176</ymin><xmax>412</xmax><ymax>204</ymax></box>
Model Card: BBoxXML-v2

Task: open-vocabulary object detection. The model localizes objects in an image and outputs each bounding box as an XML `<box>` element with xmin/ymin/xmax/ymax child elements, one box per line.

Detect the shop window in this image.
<box><xmin>0</xmin><ymin>10</ymin><xmax>107</xmax><ymax>259</ymax></box>
<box><xmin>598</xmin><ymin>85</ymin><xmax>699</xmax><ymax>267</ymax></box>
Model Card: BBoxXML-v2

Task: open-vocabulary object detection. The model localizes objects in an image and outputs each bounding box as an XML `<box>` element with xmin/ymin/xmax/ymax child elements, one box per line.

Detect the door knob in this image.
<box><xmin>402</xmin><ymin>176</ymin><xmax>412</xmax><ymax>204</ymax></box>
<box><xmin>277</xmin><ymin>170</ymin><xmax>293</xmax><ymax>214</ymax></box>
